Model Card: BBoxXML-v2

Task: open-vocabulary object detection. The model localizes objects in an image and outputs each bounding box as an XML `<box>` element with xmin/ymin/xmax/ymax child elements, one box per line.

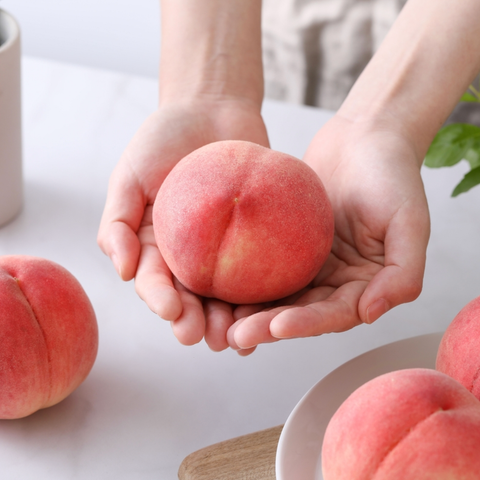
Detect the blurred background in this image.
<box><xmin>0</xmin><ymin>0</ymin><xmax>161</xmax><ymax>78</ymax></box>
<box><xmin>2</xmin><ymin>0</ymin><xmax>478</xmax><ymax>122</ymax></box>
<box><xmin>1</xmin><ymin>0</ymin><xmax>415</xmax><ymax>111</ymax></box>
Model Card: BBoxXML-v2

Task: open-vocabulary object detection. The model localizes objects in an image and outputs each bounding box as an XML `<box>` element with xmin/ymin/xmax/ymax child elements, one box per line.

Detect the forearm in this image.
<box><xmin>159</xmin><ymin>0</ymin><xmax>263</xmax><ymax>107</ymax></box>
<box><xmin>338</xmin><ymin>0</ymin><xmax>480</xmax><ymax>161</ymax></box>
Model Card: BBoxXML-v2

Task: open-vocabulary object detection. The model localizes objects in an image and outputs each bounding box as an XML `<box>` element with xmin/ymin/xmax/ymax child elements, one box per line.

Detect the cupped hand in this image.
<box><xmin>97</xmin><ymin>99</ymin><xmax>269</xmax><ymax>345</ymax></box>
<box><xmin>222</xmin><ymin>114</ymin><xmax>431</xmax><ymax>354</ymax></box>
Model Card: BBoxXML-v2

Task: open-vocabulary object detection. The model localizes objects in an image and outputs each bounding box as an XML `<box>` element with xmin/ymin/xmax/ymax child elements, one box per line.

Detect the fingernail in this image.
<box><xmin>366</xmin><ymin>298</ymin><xmax>389</xmax><ymax>324</ymax></box>
<box><xmin>111</xmin><ymin>253</ymin><xmax>122</xmax><ymax>278</ymax></box>
<box><xmin>227</xmin><ymin>324</ymin><xmax>241</xmax><ymax>351</ymax></box>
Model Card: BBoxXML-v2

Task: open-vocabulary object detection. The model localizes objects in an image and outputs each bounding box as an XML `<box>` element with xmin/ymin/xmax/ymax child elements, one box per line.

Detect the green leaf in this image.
<box><xmin>425</xmin><ymin>123</ymin><xmax>480</xmax><ymax>168</ymax></box>
<box><xmin>460</xmin><ymin>92</ymin><xmax>480</xmax><ymax>103</ymax></box>
<box><xmin>465</xmin><ymin>144</ymin><xmax>480</xmax><ymax>169</ymax></box>
<box><xmin>452</xmin><ymin>166</ymin><xmax>480</xmax><ymax>196</ymax></box>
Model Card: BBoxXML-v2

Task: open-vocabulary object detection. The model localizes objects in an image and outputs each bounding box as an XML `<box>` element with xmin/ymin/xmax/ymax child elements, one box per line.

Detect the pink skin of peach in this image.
<box><xmin>0</xmin><ymin>255</ymin><xmax>98</xmax><ymax>419</ymax></box>
<box><xmin>322</xmin><ymin>368</ymin><xmax>480</xmax><ymax>480</ymax></box>
<box><xmin>437</xmin><ymin>295</ymin><xmax>480</xmax><ymax>400</ymax></box>
<box><xmin>152</xmin><ymin>140</ymin><xmax>334</xmax><ymax>305</ymax></box>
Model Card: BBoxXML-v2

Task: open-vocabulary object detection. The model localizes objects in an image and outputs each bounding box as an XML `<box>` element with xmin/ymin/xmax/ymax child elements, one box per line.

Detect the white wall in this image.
<box><xmin>0</xmin><ymin>0</ymin><xmax>161</xmax><ymax>78</ymax></box>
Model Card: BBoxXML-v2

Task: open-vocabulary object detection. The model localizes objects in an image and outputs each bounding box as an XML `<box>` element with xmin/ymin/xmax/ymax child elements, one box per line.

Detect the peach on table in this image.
<box><xmin>0</xmin><ymin>255</ymin><xmax>98</xmax><ymax>419</ymax></box>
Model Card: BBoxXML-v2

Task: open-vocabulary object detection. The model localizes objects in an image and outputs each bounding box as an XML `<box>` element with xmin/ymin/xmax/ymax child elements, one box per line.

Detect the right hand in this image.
<box><xmin>97</xmin><ymin>98</ymin><xmax>269</xmax><ymax>346</ymax></box>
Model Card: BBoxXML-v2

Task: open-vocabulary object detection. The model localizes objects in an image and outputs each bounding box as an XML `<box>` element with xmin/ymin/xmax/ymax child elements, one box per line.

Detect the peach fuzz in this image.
<box><xmin>153</xmin><ymin>140</ymin><xmax>334</xmax><ymax>305</ymax></box>
<box><xmin>0</xmin><ymin>255</ymin><xmax>98</xmax><ymax>419</ymax></box>
<box><xmin>322</xmin><ymin>368</ymin><xmax>480</xmax><ymax>480</ymax></box>
<box><xmin>437</xmin><ymin>295</ymin><xmax>480</xmax><ymax>400</ymax></box>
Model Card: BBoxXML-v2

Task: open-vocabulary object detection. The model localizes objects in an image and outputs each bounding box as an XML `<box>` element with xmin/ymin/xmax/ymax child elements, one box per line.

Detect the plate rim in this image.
<box><xmin>275</xmin><ymin>331</ymin><xmax>445</xmax><ymax>480</ymax></box>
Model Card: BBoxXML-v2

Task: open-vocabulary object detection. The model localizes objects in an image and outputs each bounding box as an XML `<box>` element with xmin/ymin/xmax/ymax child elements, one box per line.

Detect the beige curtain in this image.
<box><xmin>262</xmin><ymin>0</ymin><xmax>407</xmax><ymax>110</ymax></box>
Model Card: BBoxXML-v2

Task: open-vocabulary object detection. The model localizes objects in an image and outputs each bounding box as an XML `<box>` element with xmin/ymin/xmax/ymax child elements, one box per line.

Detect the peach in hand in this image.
<box><xmin>153</xmin><ymin>140</ymin><xmax>334</xmax><ymax>305</ymax></box>
<box><xmin>322</xmin><ymin>368</ymin><xmax>480</xmax><ymax>480</ymax></box>
<box><xmin>0</xmin><ymin>255</ymin><xmax>98</xmax><ymax>419</ymax></box>
<box><xmin>436</xmin><ymin>295</ymin><xmax>480</xmax><ymax>400</ymax></box>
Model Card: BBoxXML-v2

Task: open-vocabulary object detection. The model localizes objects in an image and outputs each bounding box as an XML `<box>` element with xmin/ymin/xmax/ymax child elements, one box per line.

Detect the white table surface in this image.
<box><xmin>1</xmin><ymin>56</ymin><xmax>479</xmax><ymax>480</ymax></box>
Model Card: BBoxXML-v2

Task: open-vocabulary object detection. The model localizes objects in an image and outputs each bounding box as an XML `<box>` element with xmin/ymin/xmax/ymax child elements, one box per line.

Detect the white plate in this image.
<box><xmin>276</xmin><ymin>332</ymin><xmax>444</xmax><ymax>480</ymax></box>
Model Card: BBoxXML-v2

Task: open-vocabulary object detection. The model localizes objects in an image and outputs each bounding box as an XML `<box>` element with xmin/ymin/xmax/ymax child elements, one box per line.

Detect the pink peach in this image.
<box><xmin>153</xmin><ymin>140</ymin><xmax>334</xmax><ymax>304</ymax></box>
<box><xmin>322</xmin><ymin>368</ymin><xmax>480</xmax><ymax>480</ymax></box>
<box><xmin>436</xmin><ymin>295</ymin><xmax>480</xmax><ymax>400</ymax></box>
<box><xmin>0</xmin><ymin>255</ymin><xmax>98</xmax><ymax>419</ymax></box>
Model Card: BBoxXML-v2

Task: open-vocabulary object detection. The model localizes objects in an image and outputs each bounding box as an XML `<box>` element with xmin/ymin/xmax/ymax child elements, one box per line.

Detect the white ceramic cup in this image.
<box><xmin>0</xmin><ymin>8</ymin><xmax>22</xmax><ymax>227</ymax></box>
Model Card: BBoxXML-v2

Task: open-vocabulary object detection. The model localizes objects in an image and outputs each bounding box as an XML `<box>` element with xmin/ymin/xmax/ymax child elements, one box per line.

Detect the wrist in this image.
<box><xmin>337</xmin><ymin>0</ymin><xmax>480</xmax><ymax>163</ymax></box>
<box><xmin>153</xmin><ymin>96</ymin><xmax>269</xmax><ymax>149</ymax></box>
<box><xmin>159</xmin><ymin>68</ymin><xmax>264</xmax><ymax>110</ymax></box>
<box><xmin>335</xmin><ymin>106</ymin><xmax>426</xmax><ymax>168</ymax></box>
<box><xmin>159</xmin><ymin>0</ymin><xmax>263</xmax><ymax>109</ymax></box>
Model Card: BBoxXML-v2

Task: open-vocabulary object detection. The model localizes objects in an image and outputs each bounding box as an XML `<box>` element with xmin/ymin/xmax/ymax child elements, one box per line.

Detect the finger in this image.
<box><xmin>170</xmin><ymin>278</ymin><xmax>206</xmax><ymax>346</ymax></box>
<box><xmin>134</xmin><ymin>226</ymin><xmax>183</xmax><ymax>321</ymax></box>
<box><xmin>284</xmin><ymin>285</ymin><xmax>336</xmax><ymax>307</ymax></box>
<box><xmin>236</xmin><ymin>346</ymin><xmax>257</xmax><ymax>356</ymax></box>
<box><xmin>97</xmin><ymin>220</ymin><xmax>141</xmax><ymax>281</ymax></box>
<box><xmin>228</xmin><ymin>310</ymin><xmax>285</xmax><ymax>350</ymax></box>
<box><xmin>226</xmin><ymin>318</ymin><xmax>244</xmax><ymax>350</ymax></box>
<box><xmin>231</xmin><ymin>285</ymin><xmax>323</xmax><ymax>322</ymax></box>
<box><xmin>98</xmin><ymin>165</ymin><xmax>146</xmax><ymax>280</ymax></box>
<box><xmin>229</xmin><ymin>285</ymin><xmax>335</xmax><ymax>349</ymax></box>
<box><xmin>226</xmin><ymin>319</ymin><xmax>259</xmax><ymax>354</ymax></box>
<box><xmin>359</xmin><ymin>203</ymin><xmax>430</xmax><ymax>323</ymax></box>
<box><xmin>269</xmin><ymin>280</ymin><xmax>368</xmax><ymax>338</ymax></box>
<box><xmin>233</xmin><ymin>302</ymin><xmax>272</xmax><ymax>321</ymax></box>
<box><xmin>204</xmin><ymin>299</ymin><xmax>235</xmax><ymax>352</ymax></box>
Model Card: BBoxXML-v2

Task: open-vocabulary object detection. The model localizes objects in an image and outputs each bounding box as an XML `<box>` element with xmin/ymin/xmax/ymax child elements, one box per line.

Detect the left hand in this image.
<box><xmin>205</xmin><ymin>114</ymin><xmax>430</xmax><ymax>355</ymax></box>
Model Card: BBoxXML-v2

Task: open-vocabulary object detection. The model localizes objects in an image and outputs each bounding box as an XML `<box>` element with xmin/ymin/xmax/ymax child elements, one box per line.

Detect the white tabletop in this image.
<box><xmin>1</xmin><ymin>57</ymin><xmax>479</xmax><ymax>479</ymax></box>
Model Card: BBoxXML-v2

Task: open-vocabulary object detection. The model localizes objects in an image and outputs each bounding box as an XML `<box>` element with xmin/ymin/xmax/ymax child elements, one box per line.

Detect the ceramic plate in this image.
<box><xmin>276</xmin><ymin>332</ymin><xmax>444</xmax><ymax>480</ymax></box>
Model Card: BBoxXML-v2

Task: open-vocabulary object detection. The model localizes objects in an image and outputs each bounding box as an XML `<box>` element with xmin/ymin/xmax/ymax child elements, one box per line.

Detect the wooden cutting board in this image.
<box><xmin>178</xmin><ymin>425</ymin><xmax>284</xmax><ymax>480</ymax></box>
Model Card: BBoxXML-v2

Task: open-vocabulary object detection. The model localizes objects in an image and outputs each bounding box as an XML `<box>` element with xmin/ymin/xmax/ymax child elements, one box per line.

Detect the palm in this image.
<box><xmin>225</xmin><ymin>116</ymin><xmax>430</xmax><ymax>352</ymax></box>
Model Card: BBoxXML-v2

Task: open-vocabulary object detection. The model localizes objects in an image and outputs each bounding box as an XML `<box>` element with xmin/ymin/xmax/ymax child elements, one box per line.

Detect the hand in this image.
<box><xmin>97</xmin><ymin>99</ymin><xmax>269</xmax><ymax>344</ymax></box>
<box><xmin>220</xmin><ymin>115</ymin><xmax>430</xmax><ymax>354</ymax></box>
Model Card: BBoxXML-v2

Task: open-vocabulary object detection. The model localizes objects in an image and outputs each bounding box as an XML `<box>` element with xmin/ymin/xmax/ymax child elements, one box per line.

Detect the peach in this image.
<box><xmin>322</xmin><ymin>368</ymin><xmax>480</xmax><ymax>480</ymax></box>
<box><xmin>436</xmin><ymin>295</ymin><xmax>480</xmax><ymax>400</ymax></box>
<box><xmin>152</xmin><ymin>140</ymin><xmax>334</xmax><ymax>304</ymax></box>
<box><xmin>0</xmin><ymin>255</ymin><xmax>98</xmax><ymax>419</ymax></box>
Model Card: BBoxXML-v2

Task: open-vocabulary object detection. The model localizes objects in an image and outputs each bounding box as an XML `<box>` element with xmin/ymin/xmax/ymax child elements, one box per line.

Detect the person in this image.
<box><xmin>262</xmin><ymin>0</ymin><xmax>409</xmax><ymax>111</ymax></box>
<box><xmin>97</xmin><ymin>0</ymin><xmax>480</xmax><ymax>355</ymax></box>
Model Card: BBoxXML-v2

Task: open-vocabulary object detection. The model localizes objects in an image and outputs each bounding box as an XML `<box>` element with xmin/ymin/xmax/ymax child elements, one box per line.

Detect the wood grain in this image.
<box><xmin>178</xmin><ymin>425</ymin><xmax>283</xmax><ymax>480</ymax></box>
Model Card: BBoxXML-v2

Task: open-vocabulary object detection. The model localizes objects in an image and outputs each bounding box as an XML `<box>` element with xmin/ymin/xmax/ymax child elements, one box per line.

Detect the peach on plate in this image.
<box><xmin>322</xmin><ymin>368</ymin><xmax>480</xmax><ymax>480</ymax></box>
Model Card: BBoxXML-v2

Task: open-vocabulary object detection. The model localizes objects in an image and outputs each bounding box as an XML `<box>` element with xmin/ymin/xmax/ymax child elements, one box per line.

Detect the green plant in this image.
<box><xmin>424</xmin><ymin>80</ymin><xmax>480</xmax><ymax>197</ymax></box>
